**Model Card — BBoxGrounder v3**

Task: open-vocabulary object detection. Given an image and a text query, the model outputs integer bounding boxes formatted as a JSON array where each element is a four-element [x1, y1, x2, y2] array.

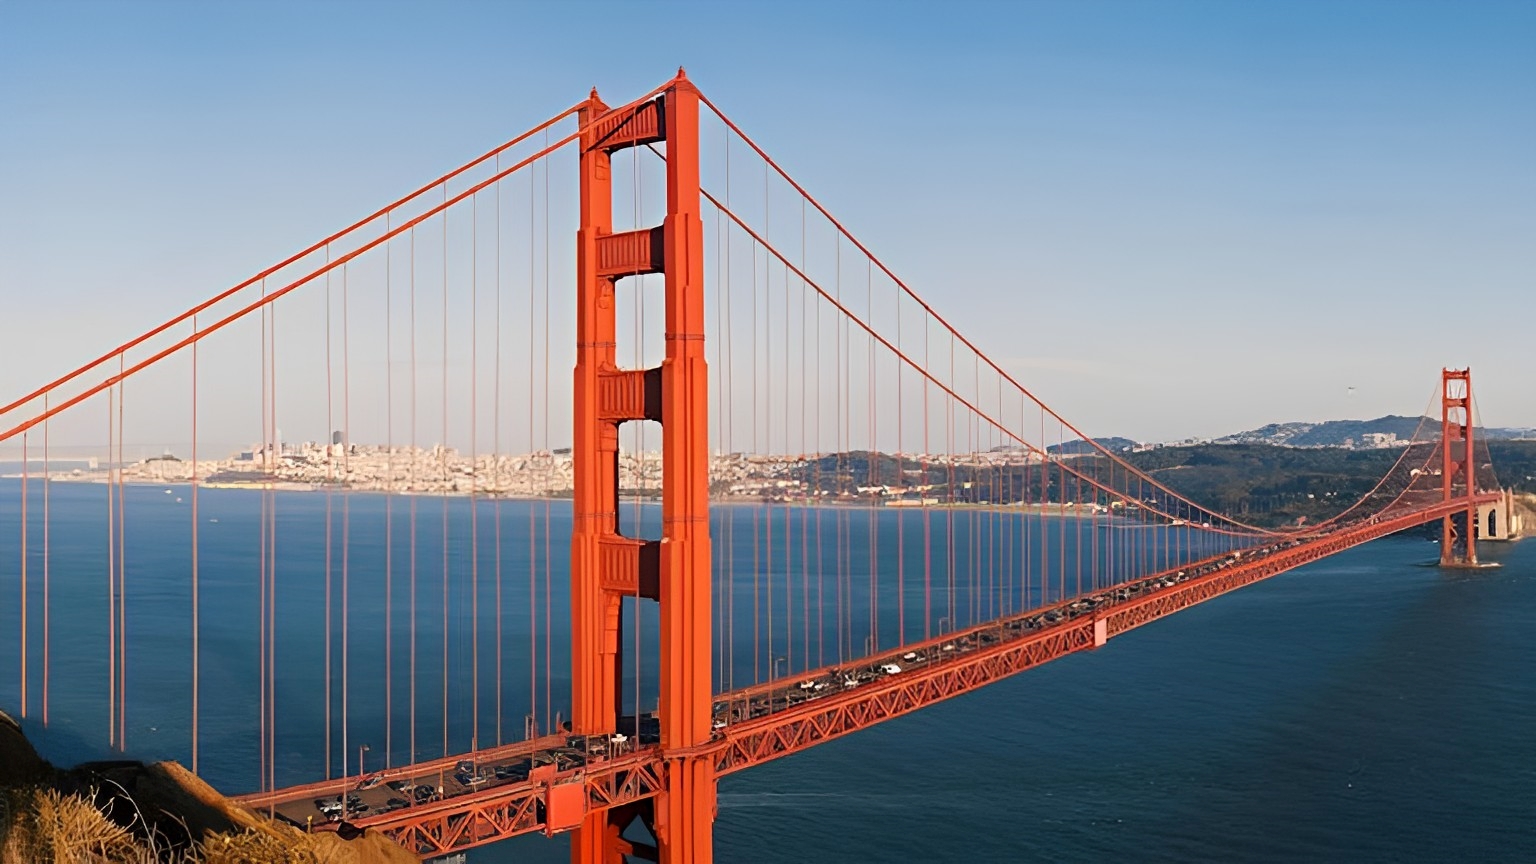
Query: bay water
[[0, 480, 1530, 861]]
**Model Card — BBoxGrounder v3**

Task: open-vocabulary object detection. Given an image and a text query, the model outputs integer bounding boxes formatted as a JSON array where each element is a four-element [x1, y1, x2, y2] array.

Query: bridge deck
[[234, 497, 1492, 857]]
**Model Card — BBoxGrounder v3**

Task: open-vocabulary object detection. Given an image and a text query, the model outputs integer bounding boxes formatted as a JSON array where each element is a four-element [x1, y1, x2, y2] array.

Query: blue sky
[[2, 0, 1532, 444]]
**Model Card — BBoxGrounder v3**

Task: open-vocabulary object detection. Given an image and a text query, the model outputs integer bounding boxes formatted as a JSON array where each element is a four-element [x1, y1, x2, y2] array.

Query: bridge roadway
[[234, 495, 1493, 857]]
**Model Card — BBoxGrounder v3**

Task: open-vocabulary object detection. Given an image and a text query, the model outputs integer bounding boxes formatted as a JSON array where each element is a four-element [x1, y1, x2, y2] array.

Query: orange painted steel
[[651, 72, 715, 864], [570, 70, 714, 863], [1440, 369, 1478, 564]]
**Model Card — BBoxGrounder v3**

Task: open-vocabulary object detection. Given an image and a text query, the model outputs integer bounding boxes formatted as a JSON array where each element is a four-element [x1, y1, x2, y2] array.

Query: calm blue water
[[1, 480, 1532, 861]]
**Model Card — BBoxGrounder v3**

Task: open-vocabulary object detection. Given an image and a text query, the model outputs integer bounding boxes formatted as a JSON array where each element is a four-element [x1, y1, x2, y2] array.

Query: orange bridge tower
[[570, 71, 715, 863], [1439, 368, 1479, 566]]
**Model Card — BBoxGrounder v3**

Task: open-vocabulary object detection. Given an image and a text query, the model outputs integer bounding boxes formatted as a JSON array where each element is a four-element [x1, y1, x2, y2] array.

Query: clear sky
[[2, 0, 1532, 445]]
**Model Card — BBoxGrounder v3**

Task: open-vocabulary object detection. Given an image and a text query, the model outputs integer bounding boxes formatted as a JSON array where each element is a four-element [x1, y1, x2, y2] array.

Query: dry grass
[[2, 786, 149, 864], [1, 711, 412, 864], [199, 830, 320, 864], [1, 784, 417, 864]]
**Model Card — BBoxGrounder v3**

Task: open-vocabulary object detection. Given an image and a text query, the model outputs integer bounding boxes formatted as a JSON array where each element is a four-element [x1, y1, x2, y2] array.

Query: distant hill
[[1049, 437, 1137, 455], [1216, 415, 1427, 448], [1213, 415, 1536, 449], [1051, 417, 1535, 454], [1121, 439, 1536, 527]]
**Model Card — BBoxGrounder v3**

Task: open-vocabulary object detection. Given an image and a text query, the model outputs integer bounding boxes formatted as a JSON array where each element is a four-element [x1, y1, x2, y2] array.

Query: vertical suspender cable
[[726, 137, 736, 697], [268, 290, 280, 799], [895, 276, 904, 646], [948, 335, 956, 627], [189, 318, 198, 773], [385, 214, 395, 766], [409, 228, 418, 764], [342, 264, 352, 786], [782, 167, 797, 676], [923, 315, 931, 639], [323, 252, 334, 779], [972, 354, 981, 626], [763, 161, 773, 689], [813, 219, 824, 671], [542, 135, 553, 739], [259, 299, 269, 784], [256, 309, 268, 791], [1075, 451, 1082, 598], [1090, 448, 1098, 594], [441, 184, 450, 762], [107, 388, 115, 750], [967, 361, 974, 617], [1021, 395, 1030, 609], [713, 204, 724, 692], [492, 157, 502, 748], [42, 395, 50, 727], [834, 237, 845, 662], [1057, 419, 1066, 604], [783, 229, 793, 679], [1038, 407, 1046, 604], [117, 360, 127, 751], [866, 257, 876, 654], [632, 142, 642, 734], [20, 431, 27, 719], [999, 376, 1008, 615], [471, 187, 480, 755], [723, 136, 737, 695], [799, 205, 810, 672], [751, 240, 760, 682], [527, 158, 538, 735]]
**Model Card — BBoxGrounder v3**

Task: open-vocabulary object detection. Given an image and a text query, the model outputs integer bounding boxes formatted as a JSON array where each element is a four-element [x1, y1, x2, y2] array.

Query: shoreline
[[3, 474, 1144, 520]]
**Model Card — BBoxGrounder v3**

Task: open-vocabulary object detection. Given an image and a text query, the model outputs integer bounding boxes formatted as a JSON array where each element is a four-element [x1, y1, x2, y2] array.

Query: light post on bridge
[[769, 657, 788, 717], [358, 743, 369, 788]]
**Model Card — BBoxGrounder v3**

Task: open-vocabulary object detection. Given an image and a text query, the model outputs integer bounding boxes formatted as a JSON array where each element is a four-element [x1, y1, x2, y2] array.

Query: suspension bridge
[[0, 71, 1515, 862]]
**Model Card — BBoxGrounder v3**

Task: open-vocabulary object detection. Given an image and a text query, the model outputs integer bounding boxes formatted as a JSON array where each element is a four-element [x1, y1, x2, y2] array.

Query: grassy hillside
[[0, 712, 413, 864]]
